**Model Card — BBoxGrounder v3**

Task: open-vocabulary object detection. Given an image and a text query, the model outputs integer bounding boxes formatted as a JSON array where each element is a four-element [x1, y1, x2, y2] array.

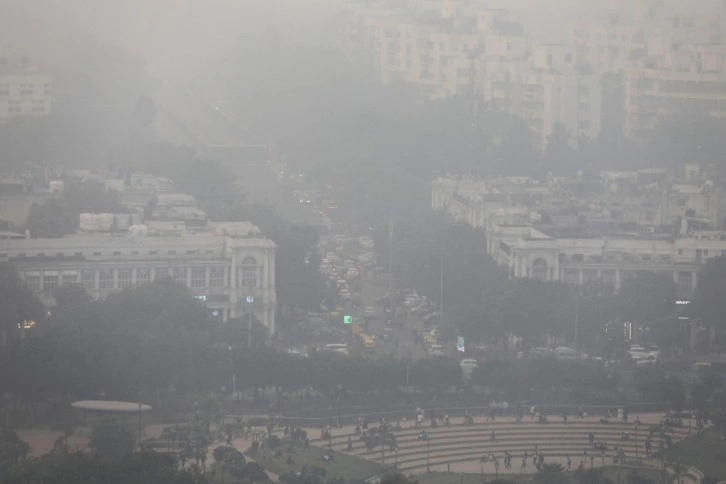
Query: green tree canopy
[[89, 421, 135, 457], [693, 256, 726, 341], [0, 263, 44, 347]]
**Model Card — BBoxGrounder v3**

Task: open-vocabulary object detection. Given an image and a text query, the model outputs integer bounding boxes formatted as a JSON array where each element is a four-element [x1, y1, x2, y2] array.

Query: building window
[[99, 269, 114, 289], [241, 256, 258, 287], [136, 268, 151, 284], [191, 267, 206, 288], [118, 269, 133, 288], [61, 271, 78, 285], [172, 267, 187, 285], [25, 273, 41, 291], [210, 267, 225, 288], [81, 269, 96, 290], [43, 272, 59, 291]]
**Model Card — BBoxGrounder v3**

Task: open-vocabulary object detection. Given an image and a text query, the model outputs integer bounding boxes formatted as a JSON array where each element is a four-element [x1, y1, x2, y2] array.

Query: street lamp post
[[337, 384, 343, 428], [635, 421, 640, 459], [137, 401, 143, 451], [426, 435, 430, 472], [327, 405, 333, 450]]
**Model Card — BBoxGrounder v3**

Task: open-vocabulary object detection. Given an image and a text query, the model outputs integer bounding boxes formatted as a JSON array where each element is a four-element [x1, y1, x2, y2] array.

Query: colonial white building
[[0, 222, 277, 335], [486, 224, 726, 297], [433, 175, 726, 297]]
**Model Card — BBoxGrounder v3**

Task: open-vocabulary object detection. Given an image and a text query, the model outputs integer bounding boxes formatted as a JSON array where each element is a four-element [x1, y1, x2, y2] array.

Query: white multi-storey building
[[0, 58, 52, 124], [0, 222, 277, 336]]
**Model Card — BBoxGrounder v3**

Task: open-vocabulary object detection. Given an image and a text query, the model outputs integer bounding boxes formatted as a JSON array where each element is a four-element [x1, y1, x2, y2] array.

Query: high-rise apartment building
[[0, 57, 52, 124], [624, 42, 726, 135]]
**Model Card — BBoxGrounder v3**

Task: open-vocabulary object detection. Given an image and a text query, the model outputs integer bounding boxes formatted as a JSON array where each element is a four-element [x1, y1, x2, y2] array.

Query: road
[[341, 258, 429, 360], [151, 75, 427, 360]]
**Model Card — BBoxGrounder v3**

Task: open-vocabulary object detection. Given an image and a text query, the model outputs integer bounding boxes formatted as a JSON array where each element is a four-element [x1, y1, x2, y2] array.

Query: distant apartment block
[[340, 0, 726, 145], [339, 1, 602, 148], [624, 42, 726, 135], [0, 57, 52, 123]]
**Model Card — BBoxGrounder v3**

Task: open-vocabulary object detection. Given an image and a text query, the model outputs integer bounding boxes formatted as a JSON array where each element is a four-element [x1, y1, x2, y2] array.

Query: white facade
[[433, 176, 726, 297], [0, 58, 52, 123], [0, 222, 277, 337], [486, 224, 725, 296]]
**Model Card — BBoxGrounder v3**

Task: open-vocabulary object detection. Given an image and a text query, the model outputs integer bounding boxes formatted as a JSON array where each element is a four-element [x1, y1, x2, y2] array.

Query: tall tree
[[615, 272, 677, 326], [693, 256, 726, 342], [89, 421, 135, 457], [0, 263, 44, 347]]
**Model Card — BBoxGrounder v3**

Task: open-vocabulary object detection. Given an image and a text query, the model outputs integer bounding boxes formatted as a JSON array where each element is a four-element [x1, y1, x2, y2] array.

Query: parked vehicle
[[629, 344, 661, 362], [460, 359, 479, 378], [428, 344, 444, 356], [359, 334, 376, 351], [323, 343, 349, 355], [555, 346, 578, 360], [423, 333, 438, 347], [528, 347, 552, 358]]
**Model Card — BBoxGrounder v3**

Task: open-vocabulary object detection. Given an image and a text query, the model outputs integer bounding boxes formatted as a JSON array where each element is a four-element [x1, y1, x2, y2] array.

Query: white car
[[324, 344, 349, 355], [629, 344, 661, 362], [555, 346, 578, 360], [529, 347, 552, 358], [461, 359, 478, 379], [428, 345, 444, 356]]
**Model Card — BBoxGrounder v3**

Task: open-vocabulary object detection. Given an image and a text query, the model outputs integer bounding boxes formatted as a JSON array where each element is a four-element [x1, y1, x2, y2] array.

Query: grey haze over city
[[1, 1, 726, 483]]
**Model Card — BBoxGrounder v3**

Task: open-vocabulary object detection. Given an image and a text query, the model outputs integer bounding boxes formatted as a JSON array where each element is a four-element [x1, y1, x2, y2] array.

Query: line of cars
[[520, 343, 661, 366]]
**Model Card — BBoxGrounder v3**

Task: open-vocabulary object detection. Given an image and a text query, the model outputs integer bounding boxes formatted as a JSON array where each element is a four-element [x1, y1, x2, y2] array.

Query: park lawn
[[664, 428, 726, 480], [252, 444, 384, 481]]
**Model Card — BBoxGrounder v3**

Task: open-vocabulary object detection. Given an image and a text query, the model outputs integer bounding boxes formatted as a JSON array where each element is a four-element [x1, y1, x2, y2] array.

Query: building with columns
[[0, 221, 277, 336], [433, 175, 726, 298], [486, 224, 725, 297]]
